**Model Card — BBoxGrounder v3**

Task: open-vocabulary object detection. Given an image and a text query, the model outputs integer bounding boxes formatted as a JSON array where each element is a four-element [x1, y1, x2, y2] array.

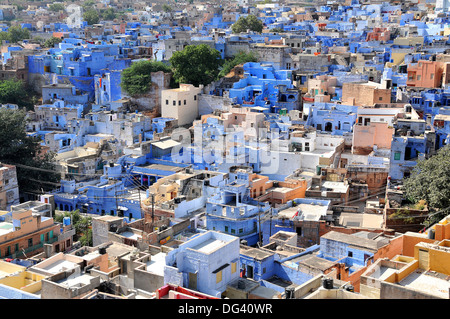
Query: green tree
[[55, 210, 93, 246], [121, 60, 172, 96], [0, 26, 30, 43], [43, 36, 63, 48], [218, 51, 258, 78], [82, 0, 95, 10], [83, 9, 100, 25], [170, 44, 223, 87], [0, 108, 60, 193], [100, 7, 117, 20], [48, 3, 65, 11], [231, 15, 264, 34], [0, 79, 29, 107], [403, 145, 450, 225], [270, 27, 285, 33], [162, 4, 173, 12]]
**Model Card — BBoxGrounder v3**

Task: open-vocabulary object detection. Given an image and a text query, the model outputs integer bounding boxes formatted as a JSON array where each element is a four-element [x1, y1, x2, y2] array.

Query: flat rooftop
[[138, 164, 183, 172], [191, 238, 227, 254], [40, 259, 79, 274], [398, 269, 450, 299], [339, 213, 384, 229], [0, 222, 14, 236], [145, 252, 166, 276], [120, 231, 142, 241]]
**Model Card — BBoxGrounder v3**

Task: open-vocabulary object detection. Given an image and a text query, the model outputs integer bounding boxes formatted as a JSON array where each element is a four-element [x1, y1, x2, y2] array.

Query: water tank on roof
[[285, 287, 295, 299], [322, 277, 333, 289], [63, 217, 71, 226]]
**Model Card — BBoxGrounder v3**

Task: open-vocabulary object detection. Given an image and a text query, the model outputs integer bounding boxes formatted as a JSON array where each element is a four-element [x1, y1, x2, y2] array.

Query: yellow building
[[0, 260, 46, 297]]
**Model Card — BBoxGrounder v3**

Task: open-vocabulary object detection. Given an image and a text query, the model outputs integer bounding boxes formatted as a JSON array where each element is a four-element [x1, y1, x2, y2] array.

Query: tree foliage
[[162, 4, 173, 12], [403, 145, 450, 223], [231, 15, 264, 34], [218, 51, 258, 78], [55, 210, 93, 246], [0, 108, 60, 193], [48, 3, 65, 12], [0, 79, 37, 109], [83, 9, 100, 25], [121, 60, 172, 96], [100, 7, 117, 20], [43, 36, 63, 48], [0, 26, 30, 43], [169, 44, 223, 87]]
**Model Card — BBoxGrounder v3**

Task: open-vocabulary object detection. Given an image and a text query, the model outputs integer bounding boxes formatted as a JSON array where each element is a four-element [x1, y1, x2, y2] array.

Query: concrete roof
[[293, 254, 336, 271], [398, 269, 450, 299], [339, 213, 384, 229], [0, 222, 14, 236], [191, 238, 228, 254], [151, 139, 181, 150], [145, 252, 166, 276], [240, 247, 274, 261], [321, 231, 384, 252]]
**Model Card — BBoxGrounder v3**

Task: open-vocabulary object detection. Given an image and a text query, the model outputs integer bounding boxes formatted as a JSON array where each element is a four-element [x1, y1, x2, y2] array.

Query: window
[[239, 228, 243, 234], [225, 226, 229, 232], [216, 270, 222, 283], [231, 262, 237, 274], [231, 229, 235, 234], [184, 100, 186, 105], [166, 100, 169, 105], [379, 96, 383, 101], [28, 238, 33, 247], [430, 73, 434, 79], [178, 100, 181, 106], [173, 100, 176, 106], [394, 152, 401, 160], [194, 95, 197, 101], [348, 251, 353, 258], [417, 75, 421, 81]]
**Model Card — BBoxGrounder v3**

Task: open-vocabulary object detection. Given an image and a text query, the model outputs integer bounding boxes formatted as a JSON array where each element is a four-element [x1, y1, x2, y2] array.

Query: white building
[[161, 84, 202, 126]]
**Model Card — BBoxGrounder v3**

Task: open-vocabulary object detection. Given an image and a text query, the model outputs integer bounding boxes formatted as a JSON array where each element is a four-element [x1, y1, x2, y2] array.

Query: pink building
[[366, 28, 390, 42], [406, 60, 444, 88], [352, 122, 394, 155]]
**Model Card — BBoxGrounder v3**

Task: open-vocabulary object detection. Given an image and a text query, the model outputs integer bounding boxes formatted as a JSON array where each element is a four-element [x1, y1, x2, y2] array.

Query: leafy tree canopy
[[169, 44, 223, 87], [48, 3, 65, 12], [231, 15, 264, 34], [218, 51, 258, 79], [100, 7, 117, 20], [0, 108, 60, 193], [121, 60, 172, 96], [0, 79, 37, 109], [403, 145, 450, 224], [83, 9, 100, 25], [162, 4, 173, 12], [0, 26, 30, 43], [42, 36, 63, 48], [55, 210, 93, 246]]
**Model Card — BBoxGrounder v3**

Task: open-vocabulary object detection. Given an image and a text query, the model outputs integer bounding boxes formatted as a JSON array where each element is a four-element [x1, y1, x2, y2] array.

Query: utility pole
[[151, 193, 155, 231], [137, 187, 143, 220], [258, 200, 262, 247]]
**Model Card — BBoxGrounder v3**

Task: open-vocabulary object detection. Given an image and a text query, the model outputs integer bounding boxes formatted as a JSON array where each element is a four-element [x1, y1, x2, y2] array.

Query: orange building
[[251, 175, 308, 205], [366, 27, 390, 42], [406, 60, 444, 88], [0, 209, 74, 259]]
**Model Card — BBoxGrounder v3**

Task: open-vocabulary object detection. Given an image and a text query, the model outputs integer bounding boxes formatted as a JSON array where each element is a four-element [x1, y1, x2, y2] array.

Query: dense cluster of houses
[[0, 0, 450, 300]]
